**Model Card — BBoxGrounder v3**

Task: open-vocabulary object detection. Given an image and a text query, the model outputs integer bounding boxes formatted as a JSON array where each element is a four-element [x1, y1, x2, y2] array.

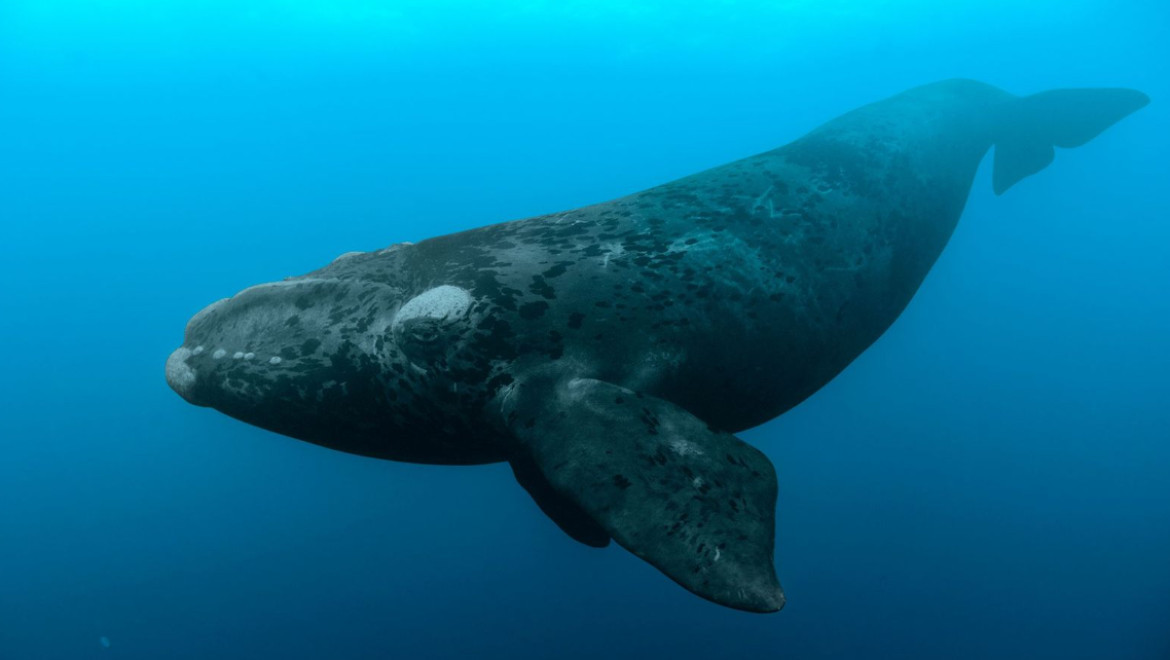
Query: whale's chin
[[165, 346, 207, 407]]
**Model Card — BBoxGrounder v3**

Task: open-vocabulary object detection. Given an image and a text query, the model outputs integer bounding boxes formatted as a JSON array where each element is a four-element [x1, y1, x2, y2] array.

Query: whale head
[[166, 256, 505, 464]]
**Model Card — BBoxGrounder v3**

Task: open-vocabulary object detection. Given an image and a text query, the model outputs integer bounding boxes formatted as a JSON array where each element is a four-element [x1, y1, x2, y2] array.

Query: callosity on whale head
[[165, 249, 507, 465]]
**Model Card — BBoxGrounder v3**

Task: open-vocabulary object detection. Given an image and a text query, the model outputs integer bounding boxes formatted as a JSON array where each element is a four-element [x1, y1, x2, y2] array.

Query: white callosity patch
[[165, 347, 197, 400], [392, 285, 473, 329], [212, 346, 283, 364]]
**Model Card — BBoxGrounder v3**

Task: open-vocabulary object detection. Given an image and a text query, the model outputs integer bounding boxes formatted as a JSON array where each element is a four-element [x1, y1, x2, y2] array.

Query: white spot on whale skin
[[269, 356, 282, 365], [233, 351, 245, 359], [393, 285, 473, 327], [165, 347, 197, 401], [192, 346, 204, 355], [243, 352, 255, 360], [212, 349, 227, 359], [669, 438, 703, 458]]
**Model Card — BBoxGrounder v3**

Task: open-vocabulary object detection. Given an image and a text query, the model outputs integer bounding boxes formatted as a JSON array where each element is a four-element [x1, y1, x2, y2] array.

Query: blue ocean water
[[2, 1, 1168, 658]]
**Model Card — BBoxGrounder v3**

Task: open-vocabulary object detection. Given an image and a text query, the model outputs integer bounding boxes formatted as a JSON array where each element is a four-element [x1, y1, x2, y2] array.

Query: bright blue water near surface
[[1, 1, 1168, 658]]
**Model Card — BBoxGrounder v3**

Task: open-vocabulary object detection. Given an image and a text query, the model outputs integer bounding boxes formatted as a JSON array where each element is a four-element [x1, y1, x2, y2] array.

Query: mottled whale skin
[[166, 79, 1147, 612]]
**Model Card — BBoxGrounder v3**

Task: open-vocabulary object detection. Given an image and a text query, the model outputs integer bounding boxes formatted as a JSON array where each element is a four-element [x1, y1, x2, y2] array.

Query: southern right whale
[[166, 79, 1148, 612]]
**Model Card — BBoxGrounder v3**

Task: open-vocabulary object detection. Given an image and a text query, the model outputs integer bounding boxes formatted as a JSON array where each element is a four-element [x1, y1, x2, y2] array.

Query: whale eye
[[404, 318, 442, 344], [394, 316, 458, 364]]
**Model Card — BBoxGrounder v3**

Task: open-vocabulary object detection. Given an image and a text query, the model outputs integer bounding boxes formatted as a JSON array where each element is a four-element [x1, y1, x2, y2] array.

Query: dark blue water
[[2, 2, 1168, 658]]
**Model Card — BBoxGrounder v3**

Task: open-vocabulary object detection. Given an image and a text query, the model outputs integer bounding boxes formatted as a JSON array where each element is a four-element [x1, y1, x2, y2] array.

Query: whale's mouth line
[[183, 277, 341, 340], [180, 276, 383, 346], [184, 276, 407, 340]]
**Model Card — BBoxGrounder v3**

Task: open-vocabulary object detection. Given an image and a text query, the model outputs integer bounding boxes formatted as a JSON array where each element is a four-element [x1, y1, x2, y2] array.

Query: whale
[[166, 79, 1148, 612]]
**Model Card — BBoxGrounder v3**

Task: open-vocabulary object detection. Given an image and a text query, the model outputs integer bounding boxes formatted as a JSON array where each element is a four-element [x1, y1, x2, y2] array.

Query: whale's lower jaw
[[165, 347, 204, 406]]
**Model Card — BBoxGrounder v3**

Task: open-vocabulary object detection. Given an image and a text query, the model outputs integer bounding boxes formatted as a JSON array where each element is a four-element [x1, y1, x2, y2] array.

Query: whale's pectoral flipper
[[501, 377, 784, 613], [510, 455, 611, 548], [993, 87, 1149, 195]]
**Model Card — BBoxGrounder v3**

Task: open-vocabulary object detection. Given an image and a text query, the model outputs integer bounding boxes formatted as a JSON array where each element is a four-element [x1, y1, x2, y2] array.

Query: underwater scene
[[1, 1, 1168, 658]]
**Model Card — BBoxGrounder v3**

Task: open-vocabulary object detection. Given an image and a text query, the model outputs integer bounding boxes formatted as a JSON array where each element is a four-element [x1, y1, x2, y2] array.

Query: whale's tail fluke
[[993, 87, 1149, 195]]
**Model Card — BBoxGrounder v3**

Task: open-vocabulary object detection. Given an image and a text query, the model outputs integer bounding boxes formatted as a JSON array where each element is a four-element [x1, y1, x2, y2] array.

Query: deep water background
[[2, 1, 1168, 658]]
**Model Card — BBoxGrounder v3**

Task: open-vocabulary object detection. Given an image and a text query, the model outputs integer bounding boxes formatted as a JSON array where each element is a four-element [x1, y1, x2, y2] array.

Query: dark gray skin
[[167, 79, 1148, 612]]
